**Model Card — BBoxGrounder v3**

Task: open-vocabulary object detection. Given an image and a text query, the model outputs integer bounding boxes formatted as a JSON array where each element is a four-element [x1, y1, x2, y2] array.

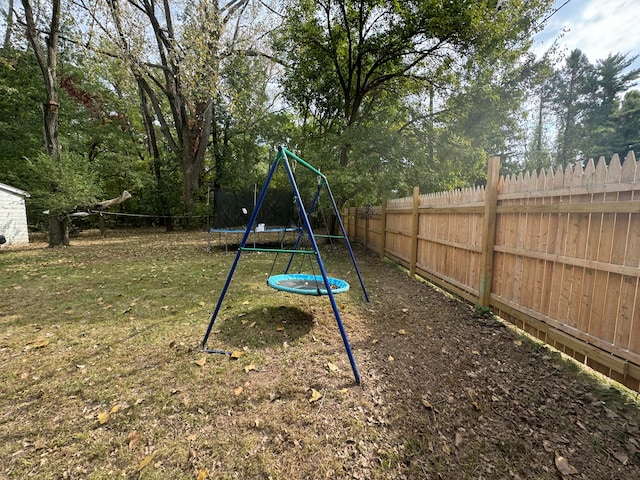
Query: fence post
[[409, 186, 420, 278], [353, 206, 359, 243], [380, 198, 387, 260], [478, 156, 500, 307]]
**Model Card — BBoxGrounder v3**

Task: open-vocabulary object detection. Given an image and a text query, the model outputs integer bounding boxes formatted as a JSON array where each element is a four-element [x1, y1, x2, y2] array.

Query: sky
[[533, 0, 640, 69]]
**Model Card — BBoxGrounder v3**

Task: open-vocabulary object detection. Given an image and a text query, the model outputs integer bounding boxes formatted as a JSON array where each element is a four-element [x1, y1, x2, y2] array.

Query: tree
[[19, 0, 76, 245], [21, 0, 62, 160], [102, 0, 252, 215], [2, 0, 15, 49], [549, 49, 595, 164], [582, 53, 640, 159], [272, 0, 553, 199], [613, 90, 640, 159], [0, 49, 44, 185]]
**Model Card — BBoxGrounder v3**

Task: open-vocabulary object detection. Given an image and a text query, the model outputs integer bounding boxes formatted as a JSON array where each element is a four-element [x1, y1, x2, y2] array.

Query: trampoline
[[267, 273, 350, 295], [208, 226, 298, 252]]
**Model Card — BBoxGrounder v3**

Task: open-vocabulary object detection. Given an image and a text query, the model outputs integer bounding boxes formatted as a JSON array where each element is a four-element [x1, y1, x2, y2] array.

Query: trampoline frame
[[208, 226, 298, 252]]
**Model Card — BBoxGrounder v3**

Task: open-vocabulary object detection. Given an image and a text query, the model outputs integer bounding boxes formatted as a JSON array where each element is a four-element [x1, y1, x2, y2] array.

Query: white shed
[[0, 182, 30, 246]]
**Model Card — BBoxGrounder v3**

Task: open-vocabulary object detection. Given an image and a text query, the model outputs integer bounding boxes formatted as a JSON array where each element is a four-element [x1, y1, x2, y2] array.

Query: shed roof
[[0, 182, 30, 198]]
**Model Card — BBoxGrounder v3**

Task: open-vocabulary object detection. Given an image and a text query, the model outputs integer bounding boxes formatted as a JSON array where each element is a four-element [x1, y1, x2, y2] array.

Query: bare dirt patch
[[1, 229, 639, 479]]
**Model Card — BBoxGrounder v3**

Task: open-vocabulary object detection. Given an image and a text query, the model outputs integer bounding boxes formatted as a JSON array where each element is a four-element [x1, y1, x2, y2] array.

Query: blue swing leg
[[281, 152, 362, 384], [201, 150, 283, 351]]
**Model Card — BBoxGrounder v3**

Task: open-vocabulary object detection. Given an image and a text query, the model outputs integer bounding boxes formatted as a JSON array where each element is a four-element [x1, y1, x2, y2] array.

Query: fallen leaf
[[249, 322, 256, 328], [442, 443, 451, 455], [194, 357, 207, 367], [230, 351, 243, 359], [97, 412, 110, 424], [28, 338, 49, 349], [110, 405, 120, 414], [197, 468, 209, 480], [455, 432, 463, 448], [242, 301, 250, 305], [542, 440, 554, 452], [422, 399, 434, 410], [326, 362, 340, 373], [276, 326, 285, 331], [241, 320, 248, 325], [338, 388, 349, 395], [513, 340, 522, 346], [244, 364, 256, 373], [472, 349, 480, 355], [398, 329, 406, 335], [138, 453, 154, 471], [309, 389, 323, 403], [613, 451, 629, 465], [129, 431, 141, 450], [198, 301, 205, 306], [401, 308, 409, 313], [388, 355, 394, 362], [262, 307, 269, 314], [555, 452, 578, 475], [234, 386, 244, 396]]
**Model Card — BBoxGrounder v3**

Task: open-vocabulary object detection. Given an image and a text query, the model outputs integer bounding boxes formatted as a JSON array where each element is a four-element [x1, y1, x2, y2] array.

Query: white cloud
[[535, 0, 640, 65]]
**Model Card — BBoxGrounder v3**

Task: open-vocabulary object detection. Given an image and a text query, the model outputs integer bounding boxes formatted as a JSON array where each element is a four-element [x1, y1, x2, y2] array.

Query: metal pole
[[282, 151, 361, 384], [324, 181, 370, 302], [201, 149, 284, 349]]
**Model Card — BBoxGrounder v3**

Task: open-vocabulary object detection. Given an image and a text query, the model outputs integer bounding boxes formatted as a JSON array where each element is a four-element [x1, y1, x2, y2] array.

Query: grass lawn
[[1, 228, 639, 479]]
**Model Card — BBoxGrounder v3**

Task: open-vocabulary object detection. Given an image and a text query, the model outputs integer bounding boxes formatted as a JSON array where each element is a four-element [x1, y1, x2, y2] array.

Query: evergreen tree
[[612, 90, 640, 159], [549, 49, 595, 164], [582, 53, 640, 159]]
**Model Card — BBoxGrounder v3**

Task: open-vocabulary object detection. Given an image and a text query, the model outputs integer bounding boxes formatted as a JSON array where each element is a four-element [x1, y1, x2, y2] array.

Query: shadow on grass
[[206, 305, 315, 350]]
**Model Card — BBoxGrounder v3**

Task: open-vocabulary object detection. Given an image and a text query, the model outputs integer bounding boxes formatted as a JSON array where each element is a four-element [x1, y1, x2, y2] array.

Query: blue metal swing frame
[[201, 146, 369, 384]]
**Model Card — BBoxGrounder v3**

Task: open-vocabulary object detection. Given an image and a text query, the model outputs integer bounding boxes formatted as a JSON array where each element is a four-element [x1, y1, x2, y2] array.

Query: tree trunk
[[43, 97, 61, 159], [22, 0, 67, 245], [179, 99, 213, 216], [3, 0, 14, 49], [48, 213, 69, 247]]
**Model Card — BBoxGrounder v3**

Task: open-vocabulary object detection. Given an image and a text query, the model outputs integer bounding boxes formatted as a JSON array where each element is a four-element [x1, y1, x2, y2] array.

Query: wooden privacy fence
[[345, 153, 640, 391]]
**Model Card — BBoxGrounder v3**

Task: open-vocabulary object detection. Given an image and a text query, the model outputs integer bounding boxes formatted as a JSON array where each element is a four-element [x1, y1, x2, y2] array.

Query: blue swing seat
[[267, 273, 350, 295]]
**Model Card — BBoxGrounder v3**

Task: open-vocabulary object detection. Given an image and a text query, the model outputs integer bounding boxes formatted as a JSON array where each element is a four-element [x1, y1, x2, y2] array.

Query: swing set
[[201, 146, 369, 384]]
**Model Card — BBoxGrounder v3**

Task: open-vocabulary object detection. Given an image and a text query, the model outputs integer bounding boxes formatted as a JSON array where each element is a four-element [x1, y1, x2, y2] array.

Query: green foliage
[[271, 0, 553, 203], [24, 151, 100, 224], [542, 49, 640, 165], [582, 53, 640, 160], [0, 49, 44, 185], [613, 91, 640, 157]]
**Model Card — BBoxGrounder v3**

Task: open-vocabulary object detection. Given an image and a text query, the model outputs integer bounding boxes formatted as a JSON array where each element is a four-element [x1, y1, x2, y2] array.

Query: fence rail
[[345, 153, 640, 391]]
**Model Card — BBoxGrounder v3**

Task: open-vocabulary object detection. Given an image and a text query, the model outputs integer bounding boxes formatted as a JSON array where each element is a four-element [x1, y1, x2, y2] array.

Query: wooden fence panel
[[346, 152, 640, 391]]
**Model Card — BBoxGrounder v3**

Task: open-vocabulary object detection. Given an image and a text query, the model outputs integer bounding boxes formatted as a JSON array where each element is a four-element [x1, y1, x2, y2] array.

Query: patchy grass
[[1, 228, 639, 479]]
